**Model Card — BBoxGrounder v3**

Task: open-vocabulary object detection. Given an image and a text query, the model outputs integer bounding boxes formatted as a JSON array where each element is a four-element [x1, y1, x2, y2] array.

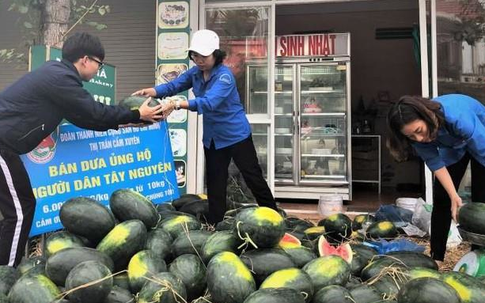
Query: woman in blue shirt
[[387, 94, 485, 261], [133, 30, 277, 224]]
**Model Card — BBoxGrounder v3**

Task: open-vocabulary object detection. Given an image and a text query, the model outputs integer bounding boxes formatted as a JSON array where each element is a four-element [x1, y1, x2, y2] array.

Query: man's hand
[[450, 194, 463, 223], [138, 97, 164, 123], [132, 87, 157, 97], [161, 100, 176, 119]]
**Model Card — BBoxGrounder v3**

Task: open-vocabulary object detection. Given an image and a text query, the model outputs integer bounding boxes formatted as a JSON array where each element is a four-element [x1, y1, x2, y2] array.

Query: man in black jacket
[[0, 32, 163, 266]]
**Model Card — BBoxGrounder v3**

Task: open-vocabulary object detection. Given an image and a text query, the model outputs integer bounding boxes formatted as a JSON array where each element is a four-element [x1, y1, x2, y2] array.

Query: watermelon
[[312, 285, 354, 303], [158, 210, 190, 221], [348, 284, 382, 303], [96, 219, 148, 270], [242, 288, 306, 303], [137, 272, 187, 303], [235, 206, 286, 248], [178, 199, 210, 222], [285, 217, 315, 234], [110, 189, 159, 229], [442, 271, 485, 303], [45, 247, 114, 286], [112, 273, 130, 291], [103, 286, 135, 303], [145, 227, 173, 261], [0, 266, 19, 295], [349, 244, 377, 276], [17, 256, 46, 277], [45, 231, 85, 257], [397, 277, 460, 303], [65, 260, 113, 303], [317, 236, 352, 263], [156, 203, 176, 213], [302, 256, 351, 289], [0, 294, 7, 303], [351, 214, 375, 231], [303, 226, 326, 241], [215, 217, 236, 231], [128, 250, 167, 293], [366, 221, 398, 239], [60, 197, 116, 243], [278, 233, 302, 249], [240, 248, 296, 285], [168, 254, 207, 301], [406, 267, 441, 280], [171, 230, 212, 258], [158, 215, 202, 239], [206, 251, 256, 303], [172, 194, 205, 210], [260, 268, 314, 303], [201, 230, 243, 263], [369, 273, 404, 298], [7, 274, 60, 303], [458, 202, 485, 234], [282, 246, 317, 268], [318, 213, 352, 242], [118, 95, 160, 110]]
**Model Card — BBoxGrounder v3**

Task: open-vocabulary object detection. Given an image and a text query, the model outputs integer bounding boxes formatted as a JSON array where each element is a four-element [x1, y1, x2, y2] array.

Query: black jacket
[[0, 59, 140, 154]]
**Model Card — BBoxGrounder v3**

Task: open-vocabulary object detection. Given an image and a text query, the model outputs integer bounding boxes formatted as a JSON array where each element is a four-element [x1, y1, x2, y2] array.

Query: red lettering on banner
[[279, 37, 287, 56], [329, 34, 336, 54]]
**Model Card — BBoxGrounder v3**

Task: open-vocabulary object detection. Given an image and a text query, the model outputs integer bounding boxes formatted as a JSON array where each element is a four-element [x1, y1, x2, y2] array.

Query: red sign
[[276, 33, 350, 57]]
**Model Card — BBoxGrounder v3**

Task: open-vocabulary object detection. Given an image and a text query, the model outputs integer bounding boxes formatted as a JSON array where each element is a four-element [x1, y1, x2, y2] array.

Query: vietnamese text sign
[[22, 122, 179, 237], [276, 33, 350, 57]]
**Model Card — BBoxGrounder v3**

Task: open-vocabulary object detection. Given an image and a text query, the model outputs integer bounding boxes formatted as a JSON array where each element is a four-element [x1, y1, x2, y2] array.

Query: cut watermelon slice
[[278, 232, 302, 249], [317, 235, 353, 264]]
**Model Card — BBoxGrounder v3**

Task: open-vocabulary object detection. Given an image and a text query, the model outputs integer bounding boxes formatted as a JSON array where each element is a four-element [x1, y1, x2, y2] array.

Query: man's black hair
[[62, 32, 105, 63]]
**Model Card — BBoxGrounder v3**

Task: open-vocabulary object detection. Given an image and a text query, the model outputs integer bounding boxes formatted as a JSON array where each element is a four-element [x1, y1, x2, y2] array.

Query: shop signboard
[[157, 0, 190, 193], [275, 33, 350, 57]]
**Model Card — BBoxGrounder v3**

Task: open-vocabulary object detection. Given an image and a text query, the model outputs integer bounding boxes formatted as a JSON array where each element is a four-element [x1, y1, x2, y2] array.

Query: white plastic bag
[[412, 198, 432, 235], [447, 221, 462, 248]]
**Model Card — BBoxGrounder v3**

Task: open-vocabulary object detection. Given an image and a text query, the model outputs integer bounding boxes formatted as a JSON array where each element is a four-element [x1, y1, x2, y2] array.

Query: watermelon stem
[[181, 222, 206, 267], [143, 275, 188, 303], [235, 221, 259, 249]]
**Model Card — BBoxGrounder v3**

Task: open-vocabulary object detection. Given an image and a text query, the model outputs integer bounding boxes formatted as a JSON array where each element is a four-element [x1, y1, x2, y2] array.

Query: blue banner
[[22, 122, 179, 237]]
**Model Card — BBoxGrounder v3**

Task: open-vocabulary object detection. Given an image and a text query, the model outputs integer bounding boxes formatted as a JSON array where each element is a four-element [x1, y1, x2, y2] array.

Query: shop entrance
[[274, 0, 424, 207]]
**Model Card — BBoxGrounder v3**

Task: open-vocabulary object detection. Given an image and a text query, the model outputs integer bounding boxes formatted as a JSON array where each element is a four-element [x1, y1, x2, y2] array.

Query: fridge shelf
[[301, 112, 346, 116], [301, 154, 345, 158], [302, 174, 347, 179], [301, 90, 345, 94]]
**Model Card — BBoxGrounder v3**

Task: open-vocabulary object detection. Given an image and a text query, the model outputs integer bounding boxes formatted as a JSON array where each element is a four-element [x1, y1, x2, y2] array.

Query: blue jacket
[[154, 64, 250, 149], [0, 59, 140, 154], [412, 94, 485, 171]]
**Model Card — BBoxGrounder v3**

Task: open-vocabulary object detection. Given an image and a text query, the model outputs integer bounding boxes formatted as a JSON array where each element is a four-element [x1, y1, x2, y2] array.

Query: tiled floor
[[279, 186, 422, 221]]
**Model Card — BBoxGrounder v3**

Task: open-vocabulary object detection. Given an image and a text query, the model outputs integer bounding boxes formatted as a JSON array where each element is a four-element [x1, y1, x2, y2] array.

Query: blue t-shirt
[[155, 64, 250, 149], [412, 94, 485, 171]]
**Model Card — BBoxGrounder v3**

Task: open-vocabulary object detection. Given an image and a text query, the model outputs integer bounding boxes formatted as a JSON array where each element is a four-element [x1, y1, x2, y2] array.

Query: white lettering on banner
[[276, 33, 350, 57]]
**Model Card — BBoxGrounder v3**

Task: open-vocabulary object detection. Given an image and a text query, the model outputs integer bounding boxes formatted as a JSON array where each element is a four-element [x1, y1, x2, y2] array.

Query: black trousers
[[431, 152, 485, 261], [0, 149, 36, 267], [204, 136, 277, 224]]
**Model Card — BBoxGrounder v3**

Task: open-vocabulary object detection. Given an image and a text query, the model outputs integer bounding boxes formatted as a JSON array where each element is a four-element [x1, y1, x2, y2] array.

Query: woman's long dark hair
[[387, 95, 444, 162]]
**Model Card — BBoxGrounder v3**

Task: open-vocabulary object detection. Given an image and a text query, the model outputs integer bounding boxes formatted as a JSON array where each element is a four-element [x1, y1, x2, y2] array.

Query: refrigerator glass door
[[274, 64, 295, 183], [299, 64, 348, 183]]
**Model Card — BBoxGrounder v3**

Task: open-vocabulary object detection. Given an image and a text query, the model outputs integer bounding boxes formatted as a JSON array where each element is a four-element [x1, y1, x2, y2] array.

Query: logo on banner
[[27, 130, 59, 164]]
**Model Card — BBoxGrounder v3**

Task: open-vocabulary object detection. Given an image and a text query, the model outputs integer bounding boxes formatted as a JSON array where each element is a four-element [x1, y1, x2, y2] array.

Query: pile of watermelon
[[1, 190, 485, 303]]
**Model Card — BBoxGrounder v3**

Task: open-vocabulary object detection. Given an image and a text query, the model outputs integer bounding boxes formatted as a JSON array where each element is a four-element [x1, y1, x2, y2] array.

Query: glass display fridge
[[246, 33, 352, 200]]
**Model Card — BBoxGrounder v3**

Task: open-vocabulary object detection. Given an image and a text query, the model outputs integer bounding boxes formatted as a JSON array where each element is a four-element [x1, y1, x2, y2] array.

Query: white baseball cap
[[188, 30, 220, 56]]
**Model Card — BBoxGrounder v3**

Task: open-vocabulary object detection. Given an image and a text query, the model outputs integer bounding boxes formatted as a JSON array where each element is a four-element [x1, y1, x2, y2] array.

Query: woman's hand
[[132, 87, 157, 98], [450, 194, 463, 223], [138, 97, 164, 123]]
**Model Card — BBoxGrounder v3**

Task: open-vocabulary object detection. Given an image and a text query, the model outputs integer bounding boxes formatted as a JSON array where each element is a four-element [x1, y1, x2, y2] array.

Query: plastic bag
[[375, 205, 413, 224], [447, 220, 462, 248], [363, 239, 426, 254], [412, 198, 432, 235]]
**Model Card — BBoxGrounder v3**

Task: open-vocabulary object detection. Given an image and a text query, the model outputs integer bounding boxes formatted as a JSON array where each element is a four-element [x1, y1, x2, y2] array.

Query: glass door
[[298, 63, 349, 184], [274, 64, 296, 183]]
